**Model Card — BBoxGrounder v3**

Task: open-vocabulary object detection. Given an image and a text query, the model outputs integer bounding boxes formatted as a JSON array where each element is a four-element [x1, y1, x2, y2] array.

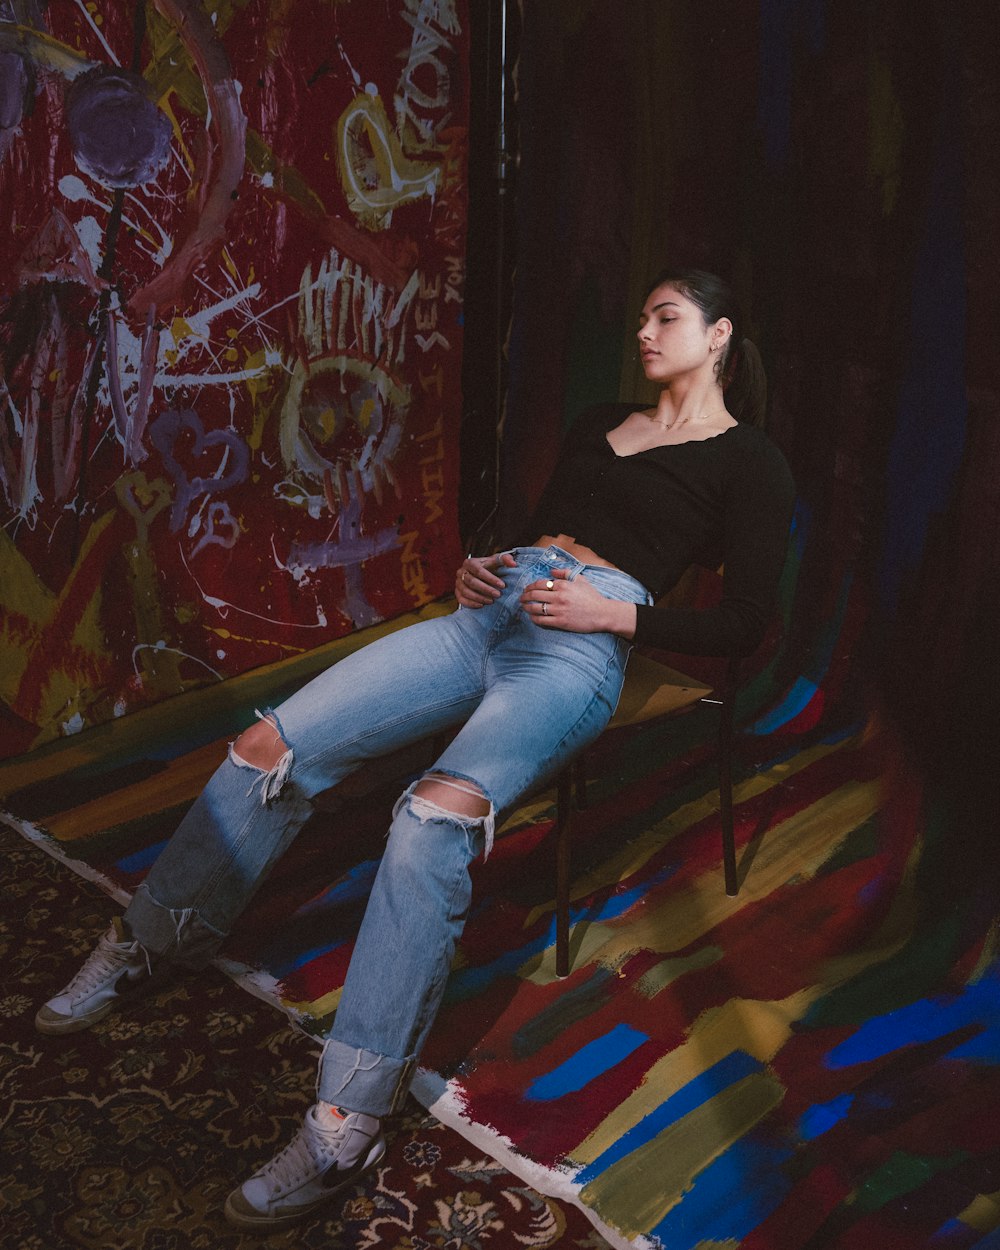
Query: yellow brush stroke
[[0, 514, 116, 719], [570, 795, 923, 1175], [0, 601, 452, 799], [589, 779, 880, 967], [868, 53, 904, 217], [0, 24, 96, 78], [282, 985, 343, 1020], [222, 245, 240, 282], [207, 626, 307, 653], [523, 736, 852, 930], [43, 739, 228, 840], [156, 97, 195, 176], [336, 92, 441, 230], [522, 770, 880, 985], [957, 1189, 1000, 1234], [968, 919, 1000, 984], [635, 947, 724, 998], [572, 988, 815, 1172], [580, 1071, 786, 1238]]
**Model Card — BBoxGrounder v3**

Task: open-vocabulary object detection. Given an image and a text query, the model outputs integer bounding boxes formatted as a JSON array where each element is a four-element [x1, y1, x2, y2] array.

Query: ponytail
[[722, 337, 767, 428]]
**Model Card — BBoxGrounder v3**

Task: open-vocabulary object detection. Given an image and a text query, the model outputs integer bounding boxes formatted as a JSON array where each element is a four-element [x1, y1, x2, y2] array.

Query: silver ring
[[461, 571, 468, 585], [541, 602, 548, 616], [545, 579, 555, 591]]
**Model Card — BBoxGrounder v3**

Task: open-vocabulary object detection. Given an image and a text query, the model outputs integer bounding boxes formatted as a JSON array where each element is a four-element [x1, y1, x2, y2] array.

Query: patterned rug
[[3, 617, 999, 1249], [0, 821, 611, 1250]]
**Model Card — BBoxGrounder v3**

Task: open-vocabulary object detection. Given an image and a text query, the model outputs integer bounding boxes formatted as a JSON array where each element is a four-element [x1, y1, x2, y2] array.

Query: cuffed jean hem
[[124, 882, 228, 969], [317, 1038, 417, 1117]]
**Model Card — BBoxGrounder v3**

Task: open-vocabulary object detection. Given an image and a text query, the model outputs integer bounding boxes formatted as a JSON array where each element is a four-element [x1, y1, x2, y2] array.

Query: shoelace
[[63, 935, 139, 996], [258, 1114, 349, 1196]]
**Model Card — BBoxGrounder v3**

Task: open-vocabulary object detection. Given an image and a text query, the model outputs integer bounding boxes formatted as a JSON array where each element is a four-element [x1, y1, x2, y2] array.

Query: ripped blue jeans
[[122, 547, 651, 1115]]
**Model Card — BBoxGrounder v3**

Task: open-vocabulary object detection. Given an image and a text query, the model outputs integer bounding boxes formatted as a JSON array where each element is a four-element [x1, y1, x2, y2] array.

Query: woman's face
[[636, 284, 728, 384]]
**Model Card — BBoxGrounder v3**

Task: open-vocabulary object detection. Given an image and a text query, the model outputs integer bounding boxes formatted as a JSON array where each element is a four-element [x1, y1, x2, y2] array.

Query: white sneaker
[[35, 918, 153, 1034], [224, 1102, 386, 1230]]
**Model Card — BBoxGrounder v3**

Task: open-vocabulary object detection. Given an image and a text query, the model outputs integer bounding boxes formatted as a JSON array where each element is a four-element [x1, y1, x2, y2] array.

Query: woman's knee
[[412, 773, 491, 818], [232, 717, 290, 772]]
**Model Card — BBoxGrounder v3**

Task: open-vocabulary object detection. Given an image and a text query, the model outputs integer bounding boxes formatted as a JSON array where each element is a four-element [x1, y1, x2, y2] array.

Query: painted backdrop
[[0, 0, 469, 759]]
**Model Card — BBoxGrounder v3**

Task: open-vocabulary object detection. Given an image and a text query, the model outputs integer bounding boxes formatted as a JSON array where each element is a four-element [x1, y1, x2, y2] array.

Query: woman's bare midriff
[[534, 534, 621, 571]]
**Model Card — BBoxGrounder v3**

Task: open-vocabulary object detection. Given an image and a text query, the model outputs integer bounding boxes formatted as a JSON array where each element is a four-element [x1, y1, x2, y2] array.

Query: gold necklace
[[645, 408, 728, 430]]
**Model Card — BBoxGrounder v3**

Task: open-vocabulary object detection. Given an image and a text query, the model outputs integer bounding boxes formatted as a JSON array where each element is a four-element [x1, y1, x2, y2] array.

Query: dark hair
[[644, 268, 767, 427]]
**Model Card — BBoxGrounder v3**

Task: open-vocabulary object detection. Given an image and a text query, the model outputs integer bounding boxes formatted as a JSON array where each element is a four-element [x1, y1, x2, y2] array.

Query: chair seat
[[609, 653, 712, 729]]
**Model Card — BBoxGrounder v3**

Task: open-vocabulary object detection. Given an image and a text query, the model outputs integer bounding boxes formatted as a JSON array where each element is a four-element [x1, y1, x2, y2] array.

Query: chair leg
[[556, 767, 573, 977], [719, 658, 739, 895], [573, 754, 588, 809]]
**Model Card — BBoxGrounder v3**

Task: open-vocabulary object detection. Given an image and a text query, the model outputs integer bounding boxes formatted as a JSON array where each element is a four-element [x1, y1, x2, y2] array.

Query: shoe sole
[[222, 1139, 387, 1231], [35, 965, 164, 1036], [34, 998, 118, 1035]]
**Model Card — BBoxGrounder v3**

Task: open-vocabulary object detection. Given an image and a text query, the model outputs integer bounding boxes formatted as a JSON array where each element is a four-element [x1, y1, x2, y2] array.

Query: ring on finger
[[545, 579, 555, 591], [542, 602, 548, 616]]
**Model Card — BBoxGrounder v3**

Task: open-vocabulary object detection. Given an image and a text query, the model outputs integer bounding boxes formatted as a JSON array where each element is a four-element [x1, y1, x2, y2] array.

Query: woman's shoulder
[[724, 424, 796, 498]]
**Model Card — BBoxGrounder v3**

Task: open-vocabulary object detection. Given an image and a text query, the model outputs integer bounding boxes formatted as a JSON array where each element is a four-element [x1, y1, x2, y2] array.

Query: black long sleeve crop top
[[526, 403, 796, 657]]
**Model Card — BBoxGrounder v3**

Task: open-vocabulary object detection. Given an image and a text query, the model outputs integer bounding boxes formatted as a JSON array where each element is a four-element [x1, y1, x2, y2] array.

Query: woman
[[36, 269, 795, 1231]]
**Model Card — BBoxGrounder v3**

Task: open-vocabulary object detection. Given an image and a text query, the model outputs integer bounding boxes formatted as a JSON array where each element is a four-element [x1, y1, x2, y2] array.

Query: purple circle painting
[[66, 66, 172, 189], [0, 52, 29, 131]]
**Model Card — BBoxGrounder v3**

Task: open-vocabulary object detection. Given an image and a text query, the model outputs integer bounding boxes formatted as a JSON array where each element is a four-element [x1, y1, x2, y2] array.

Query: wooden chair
[[553, 650, 740, 977]]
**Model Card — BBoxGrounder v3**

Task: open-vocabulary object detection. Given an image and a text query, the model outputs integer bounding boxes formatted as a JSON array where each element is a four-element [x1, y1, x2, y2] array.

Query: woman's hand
[[455, 551, 518, 607], [520, 568, 637, 636]]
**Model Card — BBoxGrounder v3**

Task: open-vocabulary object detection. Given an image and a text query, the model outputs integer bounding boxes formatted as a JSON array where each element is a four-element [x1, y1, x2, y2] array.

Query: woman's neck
[[647, 384, 729, 431]]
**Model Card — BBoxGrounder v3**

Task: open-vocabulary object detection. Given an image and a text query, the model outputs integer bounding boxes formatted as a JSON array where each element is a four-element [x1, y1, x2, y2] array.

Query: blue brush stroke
[[576, 1050, 764, 1185], [750, 675, 819, 734], [444, 864, 677, 1003], [878, 42, 967, 615], [292, 861, 378, 916], [758, 0, 828, 168], [798, 1091, 854, 1139], [650, 1136, 793, 1249], [825, 975, 1000, 1069], [266, 939, 350, 978], [117, 841, 167, 873], [748, 569, 853, 734], [526, 1023, 648, 1101]]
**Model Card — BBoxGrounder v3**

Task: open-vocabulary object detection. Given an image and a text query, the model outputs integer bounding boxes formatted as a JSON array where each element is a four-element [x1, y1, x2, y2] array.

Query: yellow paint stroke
[[336, 91, 441, 230], [580, 1071, 786, 1238], [591, 778, 880, 966], [957, 1189, 1000, 1235], [572, 988, 815, 1171], [569, 806, 925, 1178], [42, 739, 228, 840], [207, 626, 307, 654], [222, 245, 240, 282], [523, 736, 852, 930], [968, 918, 1000, 985], [156, 97, 196, 177], [116, 473, 184, 700], [0, 514, 116, 729], [523, 765, 879, 986], [282, 984, 343, 1021], [635, 946, 724, 999], [0, 599, 452, 799], [0, 23, 96, 79], [868, 52, 904, 216]]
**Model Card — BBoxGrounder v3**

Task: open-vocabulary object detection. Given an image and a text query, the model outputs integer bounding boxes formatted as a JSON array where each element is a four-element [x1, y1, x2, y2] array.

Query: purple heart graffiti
[[149, 408, 250, 534]]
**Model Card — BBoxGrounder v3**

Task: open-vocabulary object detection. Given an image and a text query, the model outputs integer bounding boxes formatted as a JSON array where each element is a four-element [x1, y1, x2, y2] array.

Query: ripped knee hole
[[413, 773, 491, 818], [232, 718, 290, 772]]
